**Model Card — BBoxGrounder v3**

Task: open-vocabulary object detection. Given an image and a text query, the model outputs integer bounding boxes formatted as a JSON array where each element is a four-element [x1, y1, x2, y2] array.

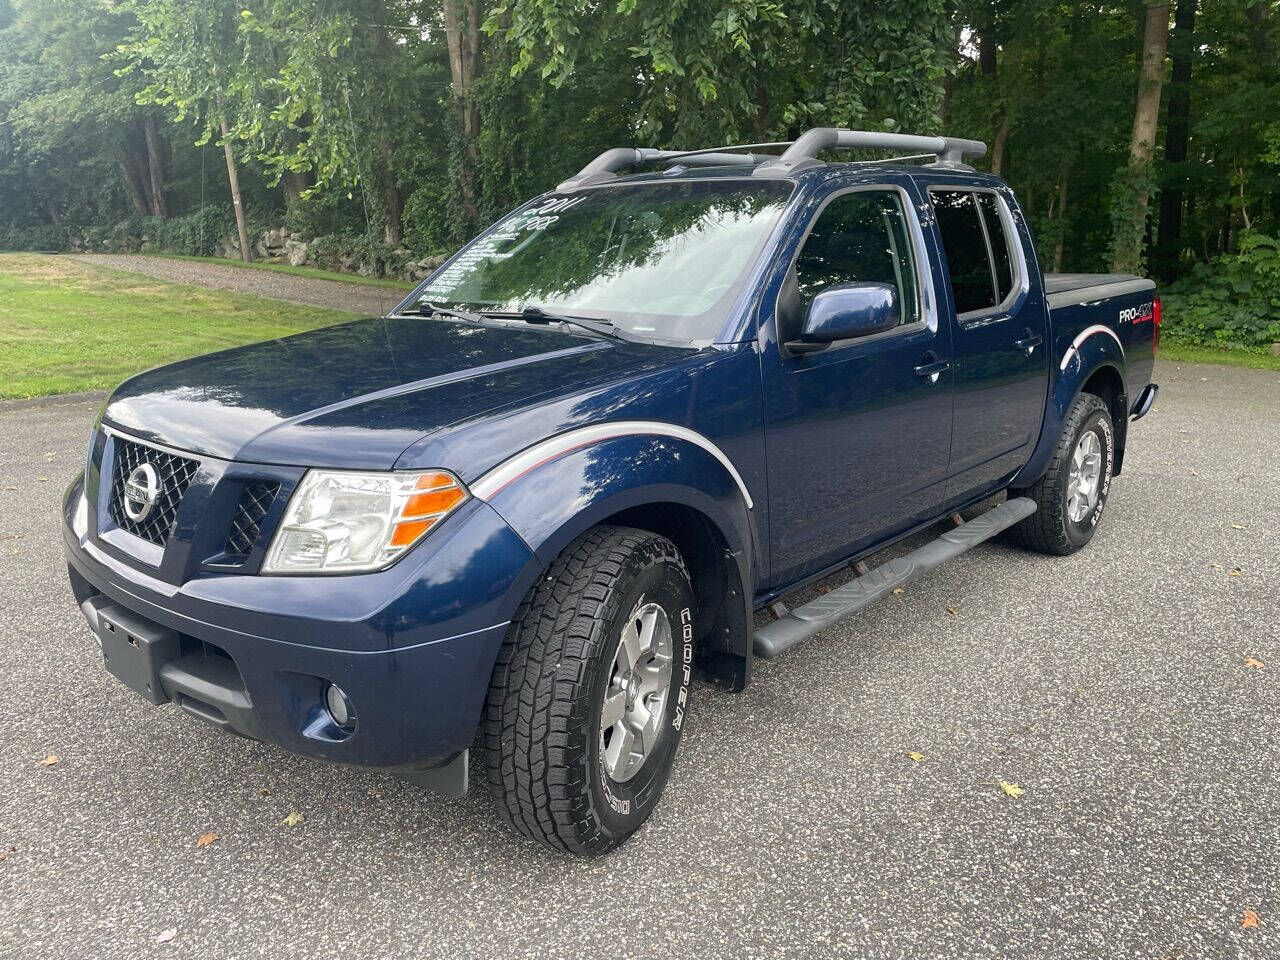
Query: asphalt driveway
[[1, 360, 1277, 959]]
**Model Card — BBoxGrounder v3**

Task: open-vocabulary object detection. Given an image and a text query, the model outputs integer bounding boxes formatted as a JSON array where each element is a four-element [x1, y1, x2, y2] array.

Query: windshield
[[410, 179, 794, 343]]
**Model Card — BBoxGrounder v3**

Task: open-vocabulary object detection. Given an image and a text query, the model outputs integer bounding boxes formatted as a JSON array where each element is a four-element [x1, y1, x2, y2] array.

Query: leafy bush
[[0, 223, 70, 251], [1160, 233, 1280, 349], [307, 233, 408, 278], [143, 207, 235, 256]]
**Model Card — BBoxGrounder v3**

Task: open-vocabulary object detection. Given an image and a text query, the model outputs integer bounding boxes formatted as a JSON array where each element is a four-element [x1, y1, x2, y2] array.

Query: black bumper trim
[[160, 653, 268, 742]]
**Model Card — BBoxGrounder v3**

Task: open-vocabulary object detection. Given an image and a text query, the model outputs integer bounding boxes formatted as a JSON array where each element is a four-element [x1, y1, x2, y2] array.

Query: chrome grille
[[225, 481, 279, 557], [108, 437, 199, 546]]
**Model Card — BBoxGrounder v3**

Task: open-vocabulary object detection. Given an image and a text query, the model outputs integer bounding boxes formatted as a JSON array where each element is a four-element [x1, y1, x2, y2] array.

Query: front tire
[[481, 526, 694, 856], [1010, 392, 1115, 555]]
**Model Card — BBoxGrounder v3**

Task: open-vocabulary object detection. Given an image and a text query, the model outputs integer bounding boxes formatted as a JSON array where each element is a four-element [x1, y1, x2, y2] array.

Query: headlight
[[262, 469, 468, 574]]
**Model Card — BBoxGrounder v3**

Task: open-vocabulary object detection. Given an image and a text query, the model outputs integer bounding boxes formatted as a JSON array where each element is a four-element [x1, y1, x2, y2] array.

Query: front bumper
[[63, 473, 536, 784]]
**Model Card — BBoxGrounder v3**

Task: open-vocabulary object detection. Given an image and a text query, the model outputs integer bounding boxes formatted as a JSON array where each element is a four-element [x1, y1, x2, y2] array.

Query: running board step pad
[[752, 497, 1037, 660]]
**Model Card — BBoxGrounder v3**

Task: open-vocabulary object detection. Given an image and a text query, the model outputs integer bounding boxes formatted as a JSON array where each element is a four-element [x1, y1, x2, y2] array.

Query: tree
[[1111, 2, 1170, 274], [487, 0, 952, 146], [116, 0, 255, 259], [1154, 0, 1197, 280]]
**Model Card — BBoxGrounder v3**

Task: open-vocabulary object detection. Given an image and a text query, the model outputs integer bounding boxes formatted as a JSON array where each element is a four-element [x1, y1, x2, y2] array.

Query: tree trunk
[[753, 79, 770, 140], [991, 110, 1013, 177], [378, 146, 403, 246], [120, 151, 150, 217], [979, 11, 997, 78], [282, 169, 313, 209], [1155, 0, 1195, 281], [939, 22, 963, 125], [221, 117, 253, 263], [142, 113, 169, 219], [1053, 158, 1069, 271], [444, 0, 481, 220], [1111, 1, 1170, 274]]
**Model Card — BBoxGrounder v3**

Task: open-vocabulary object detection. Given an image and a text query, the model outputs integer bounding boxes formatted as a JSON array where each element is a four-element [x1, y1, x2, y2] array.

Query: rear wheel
[[481, 526, 694, 856], [1010, 392, 1115, 555]]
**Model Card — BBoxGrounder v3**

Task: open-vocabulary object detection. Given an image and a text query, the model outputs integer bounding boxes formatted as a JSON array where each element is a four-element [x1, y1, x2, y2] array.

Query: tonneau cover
[[1044, 272, 1154, 309]]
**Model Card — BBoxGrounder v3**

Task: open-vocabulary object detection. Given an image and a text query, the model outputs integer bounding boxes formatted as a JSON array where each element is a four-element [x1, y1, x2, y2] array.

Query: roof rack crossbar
[[557, 142, 794, 190], [754, 128, 987, 176]]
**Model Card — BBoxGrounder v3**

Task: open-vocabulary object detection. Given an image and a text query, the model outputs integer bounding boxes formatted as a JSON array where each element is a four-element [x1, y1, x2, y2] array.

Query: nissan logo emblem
[[122, 462, 160, 522]]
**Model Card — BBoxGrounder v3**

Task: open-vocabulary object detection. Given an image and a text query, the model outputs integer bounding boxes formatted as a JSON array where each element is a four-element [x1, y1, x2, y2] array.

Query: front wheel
[[1010, 392, 1115, 555], [481, 526, 695, 856]]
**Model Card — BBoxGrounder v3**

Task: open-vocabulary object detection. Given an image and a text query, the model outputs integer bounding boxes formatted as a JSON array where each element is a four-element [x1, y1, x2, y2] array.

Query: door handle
[[913, 357, 950, 383], [1014, 331, 1043, 356]]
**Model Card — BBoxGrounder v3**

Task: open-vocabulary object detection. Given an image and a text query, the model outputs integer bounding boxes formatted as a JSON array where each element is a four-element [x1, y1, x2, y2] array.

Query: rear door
[[760, 179, 953, 588], [927, 186, 1049, 502]]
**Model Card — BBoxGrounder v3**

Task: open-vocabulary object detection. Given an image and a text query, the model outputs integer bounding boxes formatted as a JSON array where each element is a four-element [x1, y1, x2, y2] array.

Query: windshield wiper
[[403, 300, 488, 324], [501, 305, 625, 342]]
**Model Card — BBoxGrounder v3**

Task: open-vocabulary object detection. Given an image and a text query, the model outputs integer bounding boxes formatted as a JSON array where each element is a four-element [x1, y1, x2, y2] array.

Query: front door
[[928, 187, 1049, 503], [761, 182, 954, 589]]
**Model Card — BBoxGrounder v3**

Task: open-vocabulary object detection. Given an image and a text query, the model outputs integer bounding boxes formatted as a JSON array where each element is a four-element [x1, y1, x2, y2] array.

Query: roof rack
[[556, 128, 987, 190], [754, 128, 986, 177]]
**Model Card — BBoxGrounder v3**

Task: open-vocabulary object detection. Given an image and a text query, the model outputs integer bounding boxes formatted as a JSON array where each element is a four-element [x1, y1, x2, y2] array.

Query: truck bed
[[1043, 272, 1155, 309]]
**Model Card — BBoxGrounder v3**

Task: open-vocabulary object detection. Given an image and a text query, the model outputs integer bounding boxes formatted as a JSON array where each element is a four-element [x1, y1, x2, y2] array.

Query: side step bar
[[752, 497, 1037, 660]]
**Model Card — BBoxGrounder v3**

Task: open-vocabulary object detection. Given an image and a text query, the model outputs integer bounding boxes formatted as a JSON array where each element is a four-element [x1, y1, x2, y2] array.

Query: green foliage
[[140, 208, 236, 256], [1160, 233, 1280, 349], [307, 234, 405, 278], [0, 223, 68, 251], [488, 0, 952, 144]]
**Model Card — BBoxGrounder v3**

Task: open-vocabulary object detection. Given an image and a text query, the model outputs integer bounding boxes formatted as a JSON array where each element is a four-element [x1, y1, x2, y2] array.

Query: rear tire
[[481, 526, 694, 856], [1010, 392, 1115, 555]]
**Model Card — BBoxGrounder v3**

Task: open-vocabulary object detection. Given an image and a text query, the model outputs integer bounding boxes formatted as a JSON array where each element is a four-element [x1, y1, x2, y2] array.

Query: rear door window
[[931, 191, 996, 314]]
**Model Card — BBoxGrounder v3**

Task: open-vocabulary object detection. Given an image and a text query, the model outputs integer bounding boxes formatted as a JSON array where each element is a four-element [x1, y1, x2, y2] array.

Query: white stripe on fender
[[469, 421, 754, 509], [1059, 324, 1125, 371]]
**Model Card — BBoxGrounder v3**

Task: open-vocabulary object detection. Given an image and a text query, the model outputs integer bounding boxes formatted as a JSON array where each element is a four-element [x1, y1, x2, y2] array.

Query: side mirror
[[788, 282, 900, 353]]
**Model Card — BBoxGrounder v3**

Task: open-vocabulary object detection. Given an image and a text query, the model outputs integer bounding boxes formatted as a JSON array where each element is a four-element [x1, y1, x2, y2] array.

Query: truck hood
[[102, 316, 690, 468]]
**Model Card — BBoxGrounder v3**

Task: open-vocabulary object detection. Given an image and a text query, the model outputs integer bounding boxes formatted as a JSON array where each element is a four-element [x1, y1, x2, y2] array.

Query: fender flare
[[473, 425, 759, 688], [1015, 328, 1128, 487]]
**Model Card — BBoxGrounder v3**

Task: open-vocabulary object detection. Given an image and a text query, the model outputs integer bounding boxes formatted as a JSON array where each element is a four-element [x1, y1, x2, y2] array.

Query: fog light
[[324, 682, 356, 731]]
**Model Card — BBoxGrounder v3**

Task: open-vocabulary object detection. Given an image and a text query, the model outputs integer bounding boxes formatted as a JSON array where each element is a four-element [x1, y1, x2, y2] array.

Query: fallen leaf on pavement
[[38, 755, 59, 767], [908, 752, 925, 763], [156, 929, 177, 944], [892, 587, 905, 595], [1231, 523, 1246, 530], [280, 811, 304, 827], [0, 846, 16, 863], [998, 780, 1025, 798], [1229, 568, 1243, 577], [1245, 658, 1265, 670], [816, 584, 831, 594], [946, 607, 958, 616], [195, 832, 219, 848], [1242, 910, 1260, 929]]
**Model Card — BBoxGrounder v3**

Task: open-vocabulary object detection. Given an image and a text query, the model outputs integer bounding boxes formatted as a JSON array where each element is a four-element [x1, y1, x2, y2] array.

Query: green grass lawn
[[0, 253, 354, 399], [1159, 341, 1280, 371], [141, 253, 416, 290]]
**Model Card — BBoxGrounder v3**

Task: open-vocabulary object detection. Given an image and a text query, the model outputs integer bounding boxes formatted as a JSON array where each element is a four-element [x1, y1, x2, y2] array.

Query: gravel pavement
[[73, 254, 409, 316], [1, 360, 1277, 959]]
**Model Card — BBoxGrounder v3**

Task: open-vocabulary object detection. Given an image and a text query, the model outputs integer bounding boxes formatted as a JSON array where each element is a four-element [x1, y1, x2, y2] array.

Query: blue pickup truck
[[63, 128, 1160, 855]]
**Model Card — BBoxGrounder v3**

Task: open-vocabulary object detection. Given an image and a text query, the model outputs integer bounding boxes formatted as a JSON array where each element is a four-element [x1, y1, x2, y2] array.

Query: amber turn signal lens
[[404, 485, 466, 518], [389, 518, 436, 547]]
